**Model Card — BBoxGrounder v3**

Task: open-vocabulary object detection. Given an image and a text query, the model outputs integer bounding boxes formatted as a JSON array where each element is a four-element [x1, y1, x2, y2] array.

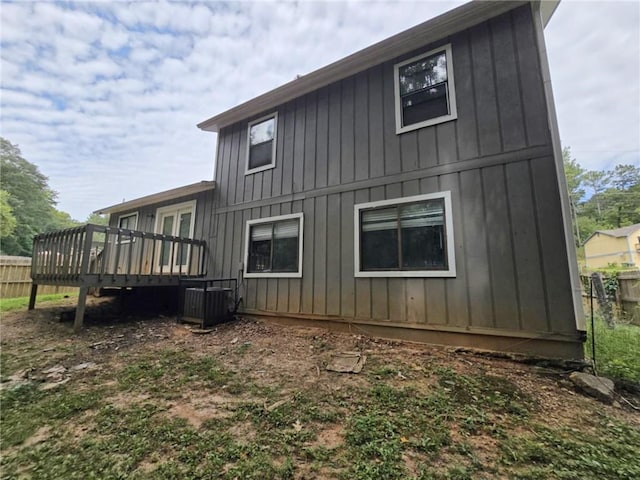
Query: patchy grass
[[1, 303, 639, 479], [586, 316, 640, 383], [500, 413, 640, 479], [0, 292, 77, 312]]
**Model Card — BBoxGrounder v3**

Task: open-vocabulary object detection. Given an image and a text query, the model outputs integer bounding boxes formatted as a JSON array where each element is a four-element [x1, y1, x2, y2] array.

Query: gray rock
[[569, 372, 615, 403]]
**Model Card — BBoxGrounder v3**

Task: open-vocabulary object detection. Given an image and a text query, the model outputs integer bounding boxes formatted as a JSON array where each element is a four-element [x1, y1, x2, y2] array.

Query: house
[[583, 223, 640, 270], [195, 0, 584, 359], [30, 0, 585, 359]]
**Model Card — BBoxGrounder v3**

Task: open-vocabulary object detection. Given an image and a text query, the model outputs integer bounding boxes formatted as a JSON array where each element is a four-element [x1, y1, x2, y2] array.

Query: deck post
[[74, 286, 89, 332], [28, 284, 38, 310]]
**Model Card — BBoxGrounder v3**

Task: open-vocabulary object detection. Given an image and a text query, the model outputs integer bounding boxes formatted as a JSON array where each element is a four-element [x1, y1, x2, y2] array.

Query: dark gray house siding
[[205, 4, 583, 358], [108, 189, 215, 241]]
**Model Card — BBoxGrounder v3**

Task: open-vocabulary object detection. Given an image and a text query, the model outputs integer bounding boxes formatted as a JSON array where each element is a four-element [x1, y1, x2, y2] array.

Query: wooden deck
[[29, 224, 208, 330]]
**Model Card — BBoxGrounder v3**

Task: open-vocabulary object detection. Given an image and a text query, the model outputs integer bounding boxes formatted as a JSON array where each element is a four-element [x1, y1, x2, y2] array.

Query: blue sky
[[1, 0, 638, 221]]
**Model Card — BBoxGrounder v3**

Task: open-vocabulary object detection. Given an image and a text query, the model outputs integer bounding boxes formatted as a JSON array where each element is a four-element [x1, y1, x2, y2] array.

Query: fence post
[[590, 272, 615, 329], [28, 284, 38, 310], [74, 225, 94, 331]]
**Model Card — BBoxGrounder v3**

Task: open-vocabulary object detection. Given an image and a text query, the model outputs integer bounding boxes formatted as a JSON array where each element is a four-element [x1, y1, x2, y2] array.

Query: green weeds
[[586, 316, 640, 383], [501, 415, 640, 479]]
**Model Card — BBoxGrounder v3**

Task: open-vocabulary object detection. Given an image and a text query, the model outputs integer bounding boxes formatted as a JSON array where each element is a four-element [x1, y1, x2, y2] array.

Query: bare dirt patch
[[2, 296, 639, 479]]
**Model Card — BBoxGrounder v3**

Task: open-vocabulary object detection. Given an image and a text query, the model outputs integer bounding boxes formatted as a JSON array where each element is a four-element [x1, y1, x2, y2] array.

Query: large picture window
[[244, 213, 303, 278], [354, 192, 456, 277], [246, 113, 277, 174], [394, 44, 457, 134]]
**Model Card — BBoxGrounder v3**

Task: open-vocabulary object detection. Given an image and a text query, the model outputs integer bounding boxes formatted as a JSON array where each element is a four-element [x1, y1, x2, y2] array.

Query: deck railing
[[31, 224, 207, 284]]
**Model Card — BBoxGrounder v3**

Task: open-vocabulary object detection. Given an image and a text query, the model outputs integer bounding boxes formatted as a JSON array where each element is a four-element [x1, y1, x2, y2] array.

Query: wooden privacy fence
[[581, 271, 640, 325], [0, 256, 77, 298], [618, 271, 640, 325]]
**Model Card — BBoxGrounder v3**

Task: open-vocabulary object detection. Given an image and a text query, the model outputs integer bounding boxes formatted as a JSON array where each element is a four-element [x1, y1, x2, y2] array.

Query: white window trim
[[394, 43, 458, 135], [117, 212, 138, 243], [153, 200, 197, 238], [245, 112, 278, 175], [118, 212, 139, 230], [153, 200, 197, 273], [353, 191, 456, 278], [244, 212, 303, 278]]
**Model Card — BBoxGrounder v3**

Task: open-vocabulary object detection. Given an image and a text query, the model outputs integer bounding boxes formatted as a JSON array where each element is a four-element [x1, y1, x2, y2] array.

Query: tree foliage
[[0, 137, 80, 256], [563, 148, 640, 250], [0, 190, 17, 238], [86, 212, 109, 226]]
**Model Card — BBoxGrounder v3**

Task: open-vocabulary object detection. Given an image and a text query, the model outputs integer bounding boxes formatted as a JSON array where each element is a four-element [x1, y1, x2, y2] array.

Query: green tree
[[0, 137, 78, 255], [611, 164, 640, 190], [583, 169, 612, 219], [563, 147, 586, 245], [86, 212, 109, 226], [602, 165, 640, 228], [0, 190, 17, 238]]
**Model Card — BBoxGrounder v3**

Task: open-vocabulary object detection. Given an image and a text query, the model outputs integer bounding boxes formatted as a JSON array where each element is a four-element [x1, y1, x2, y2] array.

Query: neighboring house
[[583, 224, 640, 270], [195, 0, 585, 359], [31, 0, 585, 359]]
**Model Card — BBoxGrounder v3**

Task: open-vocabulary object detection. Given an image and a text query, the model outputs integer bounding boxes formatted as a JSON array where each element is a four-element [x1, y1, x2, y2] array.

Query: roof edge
[[197, 0, 529, 133], [94, 181, 216, 215], [539, 0, 561, 27]]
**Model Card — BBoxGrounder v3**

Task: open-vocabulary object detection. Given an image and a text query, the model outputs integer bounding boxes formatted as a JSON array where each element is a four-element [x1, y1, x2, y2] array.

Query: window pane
[[362, 229, 399, 270], [160, 215, 174, 266], [274, 219, 299, 239], [251, 224, 273, 241], [119, 215, 135, 230], [249, 140, 273, 170], [272, 237, 298, 271], [248, 239, 271, 272], [248, 218, 301, 274], [400, 201, 446, 269], [361, 207, 398, 232], [361, 208, 399, 270], [402, 83, 449, 125], [399, 52, 447, 95], [250, 118, 275, 145], [177, 212, 192, 265]]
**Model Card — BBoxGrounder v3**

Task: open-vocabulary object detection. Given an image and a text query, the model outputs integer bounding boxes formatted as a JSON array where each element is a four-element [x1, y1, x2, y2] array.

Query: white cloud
[[0, 0, 637, 222]]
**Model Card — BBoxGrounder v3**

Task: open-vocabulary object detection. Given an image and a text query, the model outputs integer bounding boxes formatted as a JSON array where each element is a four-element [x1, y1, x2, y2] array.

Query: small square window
[[355, 192, 456, 277], [246, 113, 277, 174], [244, 213, 303, 278], [118, 213, 137, 230], [394, 44, 457, 134], [117, 213, 138, 243]]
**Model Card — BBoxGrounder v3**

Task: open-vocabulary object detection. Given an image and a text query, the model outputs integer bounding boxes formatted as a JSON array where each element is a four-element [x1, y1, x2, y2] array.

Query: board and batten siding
[[107, 189, 216, 275], [207, 5, 582, 357]]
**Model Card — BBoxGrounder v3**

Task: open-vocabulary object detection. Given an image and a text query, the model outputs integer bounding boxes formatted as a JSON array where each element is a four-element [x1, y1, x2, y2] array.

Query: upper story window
[[244, 213, 303, 278], [394, 44, 457, 134], [246, 113, 277, 175], [354, 192, 456, 278]]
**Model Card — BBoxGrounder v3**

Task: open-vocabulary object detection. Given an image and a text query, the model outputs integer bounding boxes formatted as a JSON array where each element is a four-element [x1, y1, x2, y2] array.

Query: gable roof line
[[94, 181, 216, 216], [583, 223, 640, 244], [198, 0, 552, 133]]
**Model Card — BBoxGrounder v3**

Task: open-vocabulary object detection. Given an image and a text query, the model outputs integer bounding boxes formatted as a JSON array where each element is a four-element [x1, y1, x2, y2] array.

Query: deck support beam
[[28, 284, 38, 310], [74, 286, 88, 332]]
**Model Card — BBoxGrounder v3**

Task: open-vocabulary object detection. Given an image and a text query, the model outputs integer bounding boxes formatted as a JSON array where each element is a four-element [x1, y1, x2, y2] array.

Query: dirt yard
[[1, 296, 639, 479]]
